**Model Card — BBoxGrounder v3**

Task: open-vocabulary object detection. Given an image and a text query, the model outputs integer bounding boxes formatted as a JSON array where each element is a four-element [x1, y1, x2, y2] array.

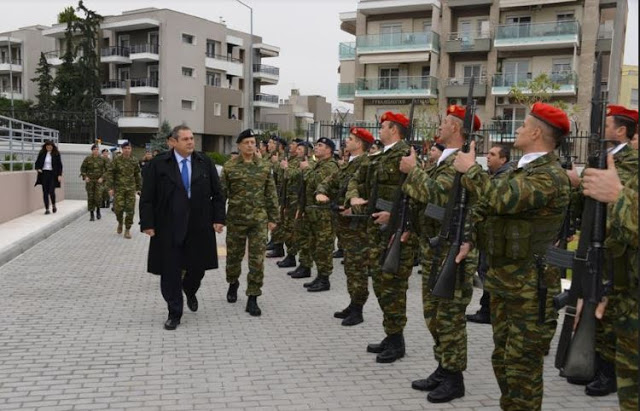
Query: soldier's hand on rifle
[[453, 140, 476, 173], [399, 146, 417, 174], [300, 159, 310, 170], [372, 211, 390, 225], [583, 154, 623, 203], [339, 207, 352, 216], [400, 231, 410, 243], [455, 242, 472, 263], [566, 165, 581, 188], [315, 194, 329, 203], [267, 222, 277, 232], [350, 197, 367, 207], [280, 159, 288, 169], [255, 149, 262, 159]]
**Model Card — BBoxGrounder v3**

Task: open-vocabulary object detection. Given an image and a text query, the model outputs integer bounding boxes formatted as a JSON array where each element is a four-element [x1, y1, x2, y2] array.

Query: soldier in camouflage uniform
[[346, 111, 416, 364], [399, 105, 481, 403], [100, 149, 112, 208], [106, 141, 142, 239], [80, 144, 108, 221], [583, 156, 638, 411], [275, 138, 303, 268], [566, 105, 638, 396], [291, 137, 339, 292], [453, 103, 571, 410], [221, 129, 279, 316], [266, 136, 288, 258], [316, 128, 373, 326]]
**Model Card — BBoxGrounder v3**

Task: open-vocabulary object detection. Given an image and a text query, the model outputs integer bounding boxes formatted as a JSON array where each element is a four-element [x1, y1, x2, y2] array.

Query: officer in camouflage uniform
[[316, 128, 373, 326], [346, 111, 416, 364], [106, 141, 142, 239], [582, 156, 638, 411], [80, 144, 108, 221], [275, 138, 303, 268], [566, 105, 638, 396], [453, 103, 571, 410], [100, 149, 112, 208], [291, 137, 338, 292], [221, 129, 279, 317], [400, 105, 481, 403], [266, 136, 288, 258]]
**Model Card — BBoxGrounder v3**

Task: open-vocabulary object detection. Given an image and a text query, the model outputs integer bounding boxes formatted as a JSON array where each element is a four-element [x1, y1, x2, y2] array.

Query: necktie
[[181, 158, 190, 198]]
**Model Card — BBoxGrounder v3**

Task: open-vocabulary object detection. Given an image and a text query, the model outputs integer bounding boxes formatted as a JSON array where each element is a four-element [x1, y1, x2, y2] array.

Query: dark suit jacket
[[34, 151, 63, 187], [139, 150, 226, 275]]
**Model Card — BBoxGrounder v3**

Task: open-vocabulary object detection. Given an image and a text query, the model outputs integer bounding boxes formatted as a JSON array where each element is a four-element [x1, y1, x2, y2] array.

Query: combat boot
[[412, 364, 445, 391], [367, 336, 389, 354], [117, 223, 123, 234], [334, 303, 353, 319], [332, 249, 344, 258], [245, 296, 261, 316], [585, 357, 617, 396], [124, 229, 132, 239], [341, 304, 363, 326], [266, 243, 284, 258], [227, 281, 239, 303], [276, 254, 296, 268], [287, 265, 304, 276], [302, 275, 319, 287], [291, 266, 311, 279], [90, 211, 95, 221], [376, 333, 405, 363], [266, 239, 275, 251], [96, 208, 101, 220], [427, 369, 465, 403], [307, 276, 330, 292]]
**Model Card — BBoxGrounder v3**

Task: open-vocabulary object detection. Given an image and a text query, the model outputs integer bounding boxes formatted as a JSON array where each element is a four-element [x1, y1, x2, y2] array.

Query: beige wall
[[0, 171, 65, 224]]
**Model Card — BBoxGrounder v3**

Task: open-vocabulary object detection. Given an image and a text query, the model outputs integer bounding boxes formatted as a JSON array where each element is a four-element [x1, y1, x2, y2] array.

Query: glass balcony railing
[[338, 83, 355, 100], [356, 76, 438, 96], [130, 77, 159, 88], [0, 57, 22, 65], [101, 46, 130, 57], [129, 43, 159, 54], [492, 71, 577, 88], [339, 42, 356, 60], [356, 31, 439, 53], [205, 52, 242, 64], [253, 64, 279, 76], [495, 21, 579, 45], [101, 79, 126, 89], [254, 93, 278, 104]]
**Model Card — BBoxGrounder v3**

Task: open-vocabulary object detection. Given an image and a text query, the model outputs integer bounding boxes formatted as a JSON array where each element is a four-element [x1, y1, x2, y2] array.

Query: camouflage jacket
[[317, 154, 368, 208], [301, 156, 339, 213], [607, 173, 639, 290], [106, 155, 141, 192], [221, 154, 279, 225], [80, 155, 108, 181], [282, 156, 301, 207]]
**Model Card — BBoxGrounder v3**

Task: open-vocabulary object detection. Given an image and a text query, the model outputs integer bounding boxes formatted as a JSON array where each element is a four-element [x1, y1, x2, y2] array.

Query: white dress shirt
[[174, 151, 192, 197], [437, 148, 459, 166], [517, 152, 547, 169], [43, 153, 53, 170]]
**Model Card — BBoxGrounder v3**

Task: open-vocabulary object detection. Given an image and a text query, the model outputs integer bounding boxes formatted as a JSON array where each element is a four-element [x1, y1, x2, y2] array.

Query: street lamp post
[[234, 0, 253, 129]]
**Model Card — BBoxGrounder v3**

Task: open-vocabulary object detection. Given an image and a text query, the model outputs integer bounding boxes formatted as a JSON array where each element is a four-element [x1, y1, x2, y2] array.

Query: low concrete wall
[[0, 171, 66, 224]]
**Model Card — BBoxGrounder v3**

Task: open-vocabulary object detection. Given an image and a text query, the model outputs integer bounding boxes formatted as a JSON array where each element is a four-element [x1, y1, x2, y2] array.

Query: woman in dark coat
[[34, 140, 63, 214]]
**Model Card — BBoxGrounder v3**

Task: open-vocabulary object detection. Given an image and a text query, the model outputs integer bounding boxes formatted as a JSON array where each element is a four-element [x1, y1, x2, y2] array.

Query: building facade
[[619, 64, 638, 109], [259, 89, 332, 135], [338, 0, 628, 139]]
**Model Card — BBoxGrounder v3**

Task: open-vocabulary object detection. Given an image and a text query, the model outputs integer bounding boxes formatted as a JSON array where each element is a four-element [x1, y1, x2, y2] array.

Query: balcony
[[339, 42, 356, 60], [444, 31, 491, 53], [101, 79, 127, 96], [129, 77, 159, 95], [44, 50, 82, 66], [118, 111, 159, 129], [253, 43, 280, 58], [596, 24, 613, 52], [491, 71, 578, 96], [253, 64, 279, 85], [101, 18, 160, 32], [0, 58, 22, 73], [0, 88, 23, 100], [100, 46, 131, 64], [357, 0, 439, 15], [338, 83, 355, 102], [254, 121, 278, 132], [494, 21, 579, 50], [129, 43, 159, 62], [254, 93, 279, 108], [205, 53, 243, 77], [444, 77, 487, 98], [357, 31, 439, 55], [356, 76, 437, 99]]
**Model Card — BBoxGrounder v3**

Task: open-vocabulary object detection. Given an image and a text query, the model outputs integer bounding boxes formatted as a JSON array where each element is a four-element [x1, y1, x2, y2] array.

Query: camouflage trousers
[[281, 207, 298, 255], [369, 225, 415, 336], [336, 217, 369, 306], [613, 290, 638, 411], [489, 265, 546, 411], [226, 221, 268, 296], [423, 244, 477, 372], [298, 209, 334, 276], [540, 266, 563, 352], [102, 187, 110, 204], [85, 180, 103, 211], [114, 189, 136, 229], [595, 296, 617, 364]]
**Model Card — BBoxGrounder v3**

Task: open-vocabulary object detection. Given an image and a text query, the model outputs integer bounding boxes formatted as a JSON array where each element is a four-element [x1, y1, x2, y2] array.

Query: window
[[213, 102, 222, 116], [631, 89, 638, 107], [181, 99, 195, 110], [206, 71, 221, 87], [557, 13, 575, 22], [505, 16, 531, 38], [552, 58, 572, 73], [463, 64, 482, 84], [379, 68, 399, 90], [182, 33, 195, 44], [117, 67, 130, 81], [112, 99, 124, 113], [380, 23, 402, 47], [182, 67, 194, 77]]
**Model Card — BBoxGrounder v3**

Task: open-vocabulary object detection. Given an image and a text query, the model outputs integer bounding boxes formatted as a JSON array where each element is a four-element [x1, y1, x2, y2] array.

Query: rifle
[[278, 144, 290, 211], [381, 99, 416, 274], [553, 54, 609, 380], [429, 76, 477, 299]]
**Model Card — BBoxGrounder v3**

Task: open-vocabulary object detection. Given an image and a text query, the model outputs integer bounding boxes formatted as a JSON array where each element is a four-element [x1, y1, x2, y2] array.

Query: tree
[[73, 1, 103, 109], [150, 120, 171, 152], [32, 53, 55, 110], [508, 73, 565, 109], [53, 6, 81, 110]]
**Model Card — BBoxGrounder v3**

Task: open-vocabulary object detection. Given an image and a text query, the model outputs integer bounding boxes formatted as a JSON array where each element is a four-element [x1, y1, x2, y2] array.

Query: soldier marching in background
[[80, 144, 108, 221], [100, 149, 112, 208], [106, 141, 142, 239], [266, 136, 288, 258]]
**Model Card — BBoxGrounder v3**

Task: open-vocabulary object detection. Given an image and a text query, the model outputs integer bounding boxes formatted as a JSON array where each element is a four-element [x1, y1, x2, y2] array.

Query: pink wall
[[0, 171, 66, 224]]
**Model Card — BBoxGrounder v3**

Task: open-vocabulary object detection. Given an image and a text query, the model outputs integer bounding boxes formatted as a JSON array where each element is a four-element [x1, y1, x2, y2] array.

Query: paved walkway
[[0, 208, 620, 410]]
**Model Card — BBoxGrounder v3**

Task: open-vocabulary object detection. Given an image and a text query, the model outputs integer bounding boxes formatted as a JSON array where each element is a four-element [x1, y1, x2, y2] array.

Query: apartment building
[[259, 89, 332, 135], [0, 26, 55, 103], [338, 0, 628, 139], [39, 7, 279, 152], [619, 64, 638, 109]]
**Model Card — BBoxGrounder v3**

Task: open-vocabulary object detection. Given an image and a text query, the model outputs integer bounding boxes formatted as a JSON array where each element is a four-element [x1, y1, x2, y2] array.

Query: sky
[[1, 0, 638, 111]]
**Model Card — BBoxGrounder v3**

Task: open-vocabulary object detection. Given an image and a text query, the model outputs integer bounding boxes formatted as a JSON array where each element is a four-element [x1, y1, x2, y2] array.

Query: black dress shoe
[[334, 304, 353, 319], [266, 244, 284, 258], [164, 318, 180, 330], [367, 337, 389, 354], [427, 370, 465, 403], [376, 334, 405, 363], [291, 266, 311, 279], [307, 276, 330, 292], [245, 296, 262, 316], [227, 281, 239, 303], [45, 209, 51, 215], [466, 312, 491, 324], [412, 365, 445, 391], [332, 249, 344, 258], [186, 294, 198, 312], [52, 205, 57, 213], [276, 254, 296, 268]]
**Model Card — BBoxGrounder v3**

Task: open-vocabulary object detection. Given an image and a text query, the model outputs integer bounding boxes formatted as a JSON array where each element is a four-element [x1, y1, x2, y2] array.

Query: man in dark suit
[[140, 125, 226, 330]]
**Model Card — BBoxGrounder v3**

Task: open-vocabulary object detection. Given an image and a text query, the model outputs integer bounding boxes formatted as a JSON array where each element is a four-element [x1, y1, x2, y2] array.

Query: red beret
[[607, 104, 638, 124], [529, 102, 570, 136], [380, 111, 410, 128], [349, 127, 374, 144], [446, 105, 481, 132]]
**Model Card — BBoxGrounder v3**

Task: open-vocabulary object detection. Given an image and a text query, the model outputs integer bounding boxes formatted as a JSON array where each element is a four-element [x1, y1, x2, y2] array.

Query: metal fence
[[0, 115, 59, 171]]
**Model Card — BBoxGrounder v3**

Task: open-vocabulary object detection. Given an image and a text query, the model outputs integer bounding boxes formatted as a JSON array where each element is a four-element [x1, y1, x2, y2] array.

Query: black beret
[[292, 138, 304, 144], [120, 141, 130, 148], [91, 144, 98, 150], [316, 137, 335, 151], [237, 129, 258, 144]]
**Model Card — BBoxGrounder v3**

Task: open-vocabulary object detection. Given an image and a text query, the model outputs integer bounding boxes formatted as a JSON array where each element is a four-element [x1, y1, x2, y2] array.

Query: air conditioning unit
[[496, 96, 509, 105]]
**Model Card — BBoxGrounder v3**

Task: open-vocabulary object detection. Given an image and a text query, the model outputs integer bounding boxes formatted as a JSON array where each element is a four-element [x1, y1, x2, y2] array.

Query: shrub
[[206, 151, 230, 166]]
